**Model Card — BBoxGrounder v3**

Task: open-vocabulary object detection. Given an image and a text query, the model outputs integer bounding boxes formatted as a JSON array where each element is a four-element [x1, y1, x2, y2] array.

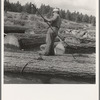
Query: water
[[4, 72, 95, 84]]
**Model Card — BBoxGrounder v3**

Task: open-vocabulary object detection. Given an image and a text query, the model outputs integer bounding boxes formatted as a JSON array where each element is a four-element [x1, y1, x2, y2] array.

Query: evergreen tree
[[89, 15, 93, 23], [4, 0, 10, 12], [82, 14, 89, 23], [60, 9, 66, 19], [65, 10, 71, 20], [16, 1, 22, 12], [91, 17, 96, 26]]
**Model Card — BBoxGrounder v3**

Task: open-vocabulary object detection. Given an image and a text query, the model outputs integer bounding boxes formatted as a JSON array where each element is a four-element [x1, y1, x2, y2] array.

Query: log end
[[4, 34, 20, 50]]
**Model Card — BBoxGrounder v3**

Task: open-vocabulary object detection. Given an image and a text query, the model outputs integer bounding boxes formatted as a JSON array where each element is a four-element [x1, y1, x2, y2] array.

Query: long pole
[[32, 4, 76, 60]]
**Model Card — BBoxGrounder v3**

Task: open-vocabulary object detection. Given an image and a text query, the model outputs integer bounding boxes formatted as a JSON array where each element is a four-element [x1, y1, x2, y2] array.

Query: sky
[[8, 0, 96, 16]]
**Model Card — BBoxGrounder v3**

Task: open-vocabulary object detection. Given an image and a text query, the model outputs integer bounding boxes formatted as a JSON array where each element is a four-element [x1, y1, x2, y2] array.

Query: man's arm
[[44, 13, 58, 22]]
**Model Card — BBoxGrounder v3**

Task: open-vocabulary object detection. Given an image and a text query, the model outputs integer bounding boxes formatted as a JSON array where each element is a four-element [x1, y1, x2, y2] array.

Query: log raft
[[4, 25, 95, 53], [4, 32, 95, 52]]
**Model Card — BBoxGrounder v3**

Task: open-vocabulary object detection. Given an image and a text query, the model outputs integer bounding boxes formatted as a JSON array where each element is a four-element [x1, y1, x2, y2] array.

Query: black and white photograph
[[4, 0, 97, 84]]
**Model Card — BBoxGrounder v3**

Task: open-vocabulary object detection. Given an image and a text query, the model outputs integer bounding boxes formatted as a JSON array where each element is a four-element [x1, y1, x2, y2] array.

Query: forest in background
[[4, 0, 96, 26]]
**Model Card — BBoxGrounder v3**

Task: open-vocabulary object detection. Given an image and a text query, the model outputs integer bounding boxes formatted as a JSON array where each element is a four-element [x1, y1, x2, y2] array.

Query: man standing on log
[[39, 8, 61, 56]]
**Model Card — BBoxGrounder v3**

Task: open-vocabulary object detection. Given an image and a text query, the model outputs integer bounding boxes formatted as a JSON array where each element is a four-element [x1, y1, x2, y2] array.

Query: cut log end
[[4, 34, 20, 50]]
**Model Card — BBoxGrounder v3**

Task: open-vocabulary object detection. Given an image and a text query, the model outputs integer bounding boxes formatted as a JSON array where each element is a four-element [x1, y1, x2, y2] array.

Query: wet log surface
[[4, 50, 95, 81]]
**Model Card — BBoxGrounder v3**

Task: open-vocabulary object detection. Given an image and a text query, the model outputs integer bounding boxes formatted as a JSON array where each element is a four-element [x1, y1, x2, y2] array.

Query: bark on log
[[4, 25, 28, 33], [4, 51, 95, 80]]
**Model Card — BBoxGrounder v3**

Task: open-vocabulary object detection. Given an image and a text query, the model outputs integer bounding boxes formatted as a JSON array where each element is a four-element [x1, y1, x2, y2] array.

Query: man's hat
[[53, 8, 59, 12]]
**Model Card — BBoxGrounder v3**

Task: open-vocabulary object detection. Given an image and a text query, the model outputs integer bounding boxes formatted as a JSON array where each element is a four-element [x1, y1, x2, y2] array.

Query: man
[[40, 8, 61, 56]]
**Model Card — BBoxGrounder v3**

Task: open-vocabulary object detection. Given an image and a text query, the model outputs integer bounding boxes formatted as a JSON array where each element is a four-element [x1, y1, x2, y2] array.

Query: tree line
[[4, 0, 96, 26]]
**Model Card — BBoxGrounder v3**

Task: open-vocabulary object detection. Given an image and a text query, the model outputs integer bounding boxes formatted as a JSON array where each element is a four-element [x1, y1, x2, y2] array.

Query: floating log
[[4, 33, 95, 53], [4, 33, 46, 50], [4, 51, 95, 81], [40, 39, 95, 54], [4, 33, 60, 50], [4, 25, 28, 33]]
